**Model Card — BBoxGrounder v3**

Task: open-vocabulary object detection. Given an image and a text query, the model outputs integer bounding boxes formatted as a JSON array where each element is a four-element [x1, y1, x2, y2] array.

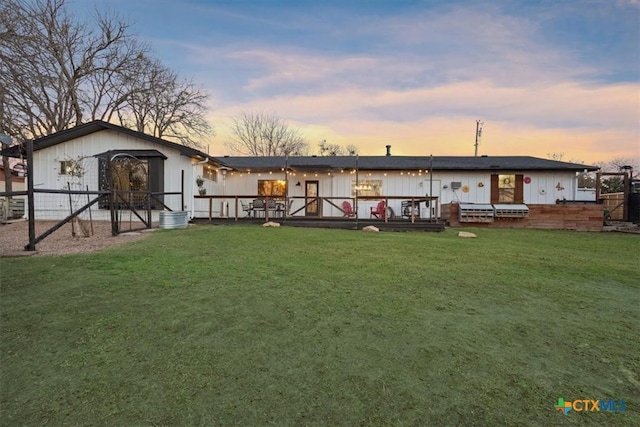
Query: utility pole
[[474, 120, 483, 157]]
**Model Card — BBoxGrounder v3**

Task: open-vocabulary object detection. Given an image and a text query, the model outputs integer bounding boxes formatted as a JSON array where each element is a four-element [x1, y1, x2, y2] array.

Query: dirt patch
[[0, 220, 153, 257]]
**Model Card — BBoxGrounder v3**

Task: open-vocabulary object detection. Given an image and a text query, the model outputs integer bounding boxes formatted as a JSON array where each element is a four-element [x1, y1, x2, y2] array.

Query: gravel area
[[0, 219, 153, 257]]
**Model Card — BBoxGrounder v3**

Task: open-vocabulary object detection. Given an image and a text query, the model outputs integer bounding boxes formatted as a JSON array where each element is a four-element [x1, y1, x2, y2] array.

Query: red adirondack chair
[[342, 201, 356, 217], [370, 200, 386, 219]]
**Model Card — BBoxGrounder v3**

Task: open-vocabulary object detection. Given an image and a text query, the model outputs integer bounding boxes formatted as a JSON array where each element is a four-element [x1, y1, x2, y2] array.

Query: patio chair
[[278, 199, 294, 216], [370, 200, 386, 219], [342, 201, 356, 217], [272, 199, 290, 218], [241, 200, 253, 217], [252, 199, 265, 217]]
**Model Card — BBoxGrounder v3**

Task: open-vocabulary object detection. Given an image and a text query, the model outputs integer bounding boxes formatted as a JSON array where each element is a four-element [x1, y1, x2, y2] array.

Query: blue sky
[[73, 0, 639, 163]]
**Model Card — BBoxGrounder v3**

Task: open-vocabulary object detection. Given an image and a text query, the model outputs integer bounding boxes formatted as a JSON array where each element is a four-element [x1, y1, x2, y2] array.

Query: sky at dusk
[[72, 0, 639, 164]]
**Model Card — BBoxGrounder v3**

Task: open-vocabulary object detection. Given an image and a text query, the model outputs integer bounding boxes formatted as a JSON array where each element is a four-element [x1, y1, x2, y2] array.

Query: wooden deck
[[191, 216, 446, 232]]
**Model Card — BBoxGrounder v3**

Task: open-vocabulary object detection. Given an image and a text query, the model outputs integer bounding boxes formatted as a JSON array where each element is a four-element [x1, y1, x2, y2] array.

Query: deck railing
[[194, 195, 439, 223]]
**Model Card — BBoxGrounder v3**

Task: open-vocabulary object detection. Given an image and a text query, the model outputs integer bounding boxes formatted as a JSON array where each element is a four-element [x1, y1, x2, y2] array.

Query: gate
[[0, 141, 184, 251]]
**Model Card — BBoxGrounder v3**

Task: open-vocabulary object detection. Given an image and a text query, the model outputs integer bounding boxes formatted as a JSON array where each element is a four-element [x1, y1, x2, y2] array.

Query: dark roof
[[94, 149, 168, 159], [214, 155, 599, 172], [0, 122, 599, 173], [0, 120, 211, 160]]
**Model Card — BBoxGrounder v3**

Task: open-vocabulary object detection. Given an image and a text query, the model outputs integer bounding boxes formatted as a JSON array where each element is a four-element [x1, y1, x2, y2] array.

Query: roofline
[[214, 155, 600, 172], [0, 120, 213, 160]]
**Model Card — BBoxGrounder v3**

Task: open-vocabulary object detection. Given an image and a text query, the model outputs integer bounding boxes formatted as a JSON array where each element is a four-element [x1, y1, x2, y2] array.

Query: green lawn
[[1, 226, 638, 425]]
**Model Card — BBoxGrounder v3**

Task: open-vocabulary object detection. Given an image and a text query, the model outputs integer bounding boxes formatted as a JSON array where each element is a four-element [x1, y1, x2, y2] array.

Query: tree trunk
[[2, 155, 12, 194]]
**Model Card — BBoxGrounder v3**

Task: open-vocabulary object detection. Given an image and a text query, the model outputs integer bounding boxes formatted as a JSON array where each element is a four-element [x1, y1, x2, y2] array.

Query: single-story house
[[202, 153, 599, 224], [1, 121, 601, 229]]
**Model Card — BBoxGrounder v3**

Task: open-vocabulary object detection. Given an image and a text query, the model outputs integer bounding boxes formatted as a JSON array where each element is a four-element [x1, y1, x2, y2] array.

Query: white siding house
[[211, 156, 597, 219], [1, 122, 598, 224], [2, 121, 222, 221]]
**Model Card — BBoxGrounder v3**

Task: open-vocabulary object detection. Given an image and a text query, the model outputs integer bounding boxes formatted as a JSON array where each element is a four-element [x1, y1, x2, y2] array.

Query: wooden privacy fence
[[599, 193, 624, 220]]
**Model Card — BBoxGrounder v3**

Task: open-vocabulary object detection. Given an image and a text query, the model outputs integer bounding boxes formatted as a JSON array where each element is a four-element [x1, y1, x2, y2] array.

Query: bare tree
[[0, 0, 144, 137], [598, 157, 639, 193], [116, 57, 213, 148], [0, 0, 213, 146], [600, 157, 639, 173], [318, 140, 359, 156], [226, 112, 308, 156], [547, 152, 566, 162]]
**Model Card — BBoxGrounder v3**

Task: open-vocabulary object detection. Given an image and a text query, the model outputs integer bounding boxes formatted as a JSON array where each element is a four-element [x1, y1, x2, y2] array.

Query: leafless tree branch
[[0, 0, 213, 147], [226, 112, 308, 156]]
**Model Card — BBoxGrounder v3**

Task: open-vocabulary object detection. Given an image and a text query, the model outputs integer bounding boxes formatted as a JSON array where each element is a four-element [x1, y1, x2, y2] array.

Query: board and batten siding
[[30, 129, 208, 220], [211, 169, 582, 219]]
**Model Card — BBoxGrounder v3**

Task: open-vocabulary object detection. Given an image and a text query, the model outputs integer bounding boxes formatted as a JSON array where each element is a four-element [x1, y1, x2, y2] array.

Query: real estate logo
[[555, 397, 626, 415]]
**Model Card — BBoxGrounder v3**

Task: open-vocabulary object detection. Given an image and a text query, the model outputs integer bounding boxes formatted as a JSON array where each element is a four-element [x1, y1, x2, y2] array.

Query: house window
[[258, 180, 287, 197], [491, 174, 524, 204], [202, 167, 217, 181], [352, 180, 383, 197], [58, 158, 86, 177], [498, 174, 516, 203], [59, 161, 72, 175]]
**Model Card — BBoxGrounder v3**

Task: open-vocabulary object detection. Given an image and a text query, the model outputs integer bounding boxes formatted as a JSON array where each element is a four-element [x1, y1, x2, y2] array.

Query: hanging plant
[[196, 175, 204, 187]]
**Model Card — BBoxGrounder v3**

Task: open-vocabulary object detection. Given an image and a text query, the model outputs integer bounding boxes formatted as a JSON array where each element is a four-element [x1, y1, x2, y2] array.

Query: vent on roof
[[386, 145, 391, 156]]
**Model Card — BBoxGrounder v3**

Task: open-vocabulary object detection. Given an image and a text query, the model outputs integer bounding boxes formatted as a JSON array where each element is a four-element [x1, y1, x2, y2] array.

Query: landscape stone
[[458, 231, 477, 238]]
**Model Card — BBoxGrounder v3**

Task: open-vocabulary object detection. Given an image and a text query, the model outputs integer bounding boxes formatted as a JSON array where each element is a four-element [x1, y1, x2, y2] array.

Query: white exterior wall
[[191, 162, 225, 218], [434, 171, 578, 205], [213, 169, 580, 219], [30, 129, 207, 220]]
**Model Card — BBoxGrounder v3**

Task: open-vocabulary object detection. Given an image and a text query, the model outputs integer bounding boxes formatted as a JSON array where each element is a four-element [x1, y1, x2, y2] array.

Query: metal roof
[[214, 155, 598, 172]]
